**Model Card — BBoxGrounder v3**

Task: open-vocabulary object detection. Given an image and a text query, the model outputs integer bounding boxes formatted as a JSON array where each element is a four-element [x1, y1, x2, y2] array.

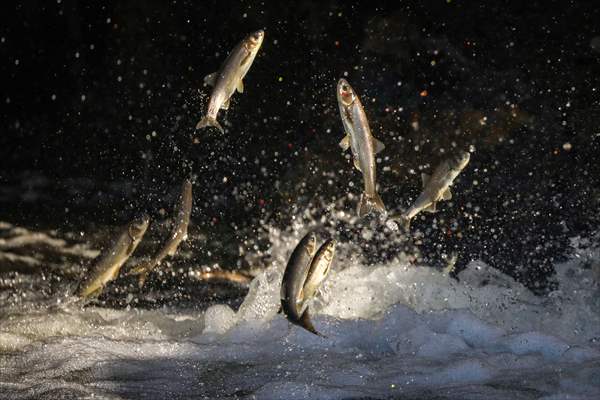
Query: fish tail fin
[[357, 192, 386, 218], [398, 214, 411, 231], [299, 308, 326, 338], [195, 116, 224, 134], [137, 271, 150, 289], [127, 262, 152, 288], [371, 192, 386, 215]]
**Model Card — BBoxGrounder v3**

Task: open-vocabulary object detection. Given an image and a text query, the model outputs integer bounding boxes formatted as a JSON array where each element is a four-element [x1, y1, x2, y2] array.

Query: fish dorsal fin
[[204, 72, 217, 87], [373, 138, 385, 154], [221, 97, 231, 110], [442, 188, 452, 201], [339, 134, 351, 151], [236, 80, 244, 93], [126, 240, 137, 256], [424, 202, 437, 213], [353, 156, 362, 172], [421, 173, 431, 188]]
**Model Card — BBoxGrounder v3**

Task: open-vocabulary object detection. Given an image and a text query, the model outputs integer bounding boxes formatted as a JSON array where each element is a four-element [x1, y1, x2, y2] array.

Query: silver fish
[[196, 30, 264, 133], [129, 179, 193, 288], [77, 214, 150, 299], [395, 150, 470, 230], [280, 232, 324, 336], [336, 78, 386, 217], [300, 239, 335, 310]]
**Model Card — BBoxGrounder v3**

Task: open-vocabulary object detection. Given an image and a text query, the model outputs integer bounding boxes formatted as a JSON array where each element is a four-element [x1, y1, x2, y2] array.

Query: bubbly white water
[[1, 226, 600, 399]]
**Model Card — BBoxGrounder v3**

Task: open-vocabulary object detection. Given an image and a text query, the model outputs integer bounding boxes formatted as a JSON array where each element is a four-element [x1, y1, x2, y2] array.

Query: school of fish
[[74, 30, 472, 337]]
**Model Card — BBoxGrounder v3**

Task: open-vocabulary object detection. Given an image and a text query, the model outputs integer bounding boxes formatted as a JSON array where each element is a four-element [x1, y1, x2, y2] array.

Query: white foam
[[203, 304, 236, 334], [1, 225, 600, 398]]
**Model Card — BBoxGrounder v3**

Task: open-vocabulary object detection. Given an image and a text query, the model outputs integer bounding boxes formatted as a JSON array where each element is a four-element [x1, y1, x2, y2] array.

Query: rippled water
[[3, 1, 600, 398], [1, 219, 599, 399]]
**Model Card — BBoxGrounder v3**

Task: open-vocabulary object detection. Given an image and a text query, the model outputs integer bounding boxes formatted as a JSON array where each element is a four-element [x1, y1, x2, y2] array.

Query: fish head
[[451, 150, 471, 171], [128, 214, 150, 240], [319, 239, 336, 262], [245, 29, 264, 52], [295, 231, 317, 258], [337, 79, 356, 107], [304, 233, 317, 257]]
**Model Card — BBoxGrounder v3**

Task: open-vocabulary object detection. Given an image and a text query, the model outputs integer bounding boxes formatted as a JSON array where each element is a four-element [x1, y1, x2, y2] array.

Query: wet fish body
[[77, 215, 150, 299], [301, 239, 336, 309], [336, 79, 386, 217], [130, 179, 193, 287], [398, 150, 470, 229], [280, 232, 323, 336], [196, 30, 264, 133]]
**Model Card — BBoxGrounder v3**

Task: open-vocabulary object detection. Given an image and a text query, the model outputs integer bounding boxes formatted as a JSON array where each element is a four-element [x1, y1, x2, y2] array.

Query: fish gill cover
[[1, 1, 600, 399]]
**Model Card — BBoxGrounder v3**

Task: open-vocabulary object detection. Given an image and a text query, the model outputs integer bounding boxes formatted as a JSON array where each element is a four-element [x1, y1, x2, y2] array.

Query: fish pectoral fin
[[373, 138, 385, 154], [240, 52, 252, 66], [424, 202, 437, 213], [442, 188, 452, 201], [125, 236, 140, 256], [353, 156, 362, 172], [236, 80, 244, 93], [221, 97, 231, 110], [203, 72, 218, 87], [421, 173, 431, 188], [339, 134, 351, 151]]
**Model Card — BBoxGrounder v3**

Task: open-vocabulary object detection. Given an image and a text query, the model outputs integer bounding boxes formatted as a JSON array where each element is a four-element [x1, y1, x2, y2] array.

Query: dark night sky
[[1, 1, 599, 289]]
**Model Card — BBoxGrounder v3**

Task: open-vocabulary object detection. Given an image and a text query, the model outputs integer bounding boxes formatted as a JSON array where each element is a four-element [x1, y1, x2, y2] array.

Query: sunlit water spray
[[1, 214, 600, 399]]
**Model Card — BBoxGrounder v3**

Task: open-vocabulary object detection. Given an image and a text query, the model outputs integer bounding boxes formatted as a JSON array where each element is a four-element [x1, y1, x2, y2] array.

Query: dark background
[[1, 0, 599, 292]]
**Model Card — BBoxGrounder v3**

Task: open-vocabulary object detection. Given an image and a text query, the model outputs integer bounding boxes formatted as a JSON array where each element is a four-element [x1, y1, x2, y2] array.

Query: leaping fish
[[393, 150, 470, 230], [300, 239, 336, 311], [129, 179, 192, 288], [280, 232, 322, 336], [280, 233, 336, 337], [336, 79, 386, 218], [77, 214, 150, 299], [195, 30, 264, 133]]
